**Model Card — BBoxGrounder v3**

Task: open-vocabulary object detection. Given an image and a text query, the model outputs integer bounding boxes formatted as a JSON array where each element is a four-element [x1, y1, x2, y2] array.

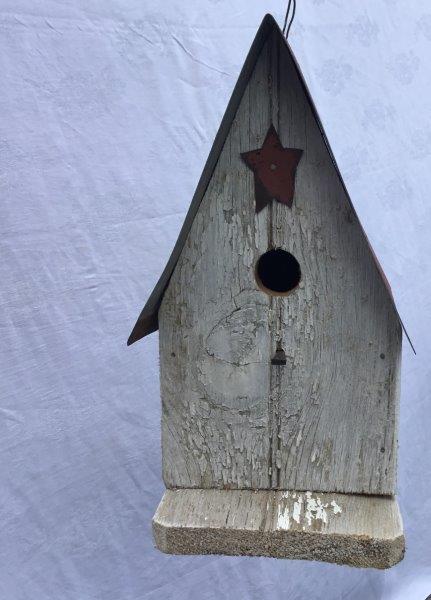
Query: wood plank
[[158, 37, 273, 489], [158, 30, 401, 495], [153, 489, 404, 569], [272, 35, 401, 494]]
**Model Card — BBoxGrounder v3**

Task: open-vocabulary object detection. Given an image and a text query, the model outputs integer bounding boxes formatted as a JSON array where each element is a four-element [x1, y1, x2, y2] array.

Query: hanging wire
[[282, 0, 296, 39]]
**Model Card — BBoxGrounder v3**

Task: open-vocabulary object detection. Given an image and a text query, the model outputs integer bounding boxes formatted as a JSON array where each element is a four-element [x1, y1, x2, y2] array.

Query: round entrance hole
[[255, 249, 301, 295]]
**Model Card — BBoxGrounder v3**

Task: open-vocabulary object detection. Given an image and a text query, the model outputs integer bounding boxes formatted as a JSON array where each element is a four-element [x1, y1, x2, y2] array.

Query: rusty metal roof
[[127, 14, 414, 352]]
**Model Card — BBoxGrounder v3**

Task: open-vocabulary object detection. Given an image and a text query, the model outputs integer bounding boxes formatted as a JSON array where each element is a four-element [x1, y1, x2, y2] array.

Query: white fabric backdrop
[[1, 1, 430, 598]]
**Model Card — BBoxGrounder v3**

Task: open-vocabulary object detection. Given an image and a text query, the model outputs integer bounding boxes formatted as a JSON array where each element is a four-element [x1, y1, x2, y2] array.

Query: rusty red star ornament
[[241, 124, 303, 212]]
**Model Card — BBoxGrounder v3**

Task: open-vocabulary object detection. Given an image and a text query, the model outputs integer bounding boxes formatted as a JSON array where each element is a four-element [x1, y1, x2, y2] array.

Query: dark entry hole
[[255, 249, 301, 295]]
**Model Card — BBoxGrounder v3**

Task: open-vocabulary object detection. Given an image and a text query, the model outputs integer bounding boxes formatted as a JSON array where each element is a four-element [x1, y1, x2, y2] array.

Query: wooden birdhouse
[[128, 15, 411, 568]]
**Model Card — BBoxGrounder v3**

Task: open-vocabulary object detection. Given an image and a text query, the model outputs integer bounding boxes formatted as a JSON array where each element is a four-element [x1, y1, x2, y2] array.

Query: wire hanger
[[282, 0, 297, 39]]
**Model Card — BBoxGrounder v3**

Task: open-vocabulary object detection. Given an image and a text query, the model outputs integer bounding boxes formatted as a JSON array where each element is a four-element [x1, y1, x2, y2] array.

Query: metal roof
[[127, 14, 414, 352]]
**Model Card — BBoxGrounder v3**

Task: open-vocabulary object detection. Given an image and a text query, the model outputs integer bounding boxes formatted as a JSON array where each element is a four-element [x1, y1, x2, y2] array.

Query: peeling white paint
[[295, 428, 303, 447], [273, 492, 343, 531], [303, 492, 329, 526], [160, 26, 401, 496], [292, 495, 303, 523], [277, 505, 290, 530]]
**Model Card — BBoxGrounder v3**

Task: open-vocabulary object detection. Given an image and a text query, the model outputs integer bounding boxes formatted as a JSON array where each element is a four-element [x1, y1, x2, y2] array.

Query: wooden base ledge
[[153, 489, 404, 569]]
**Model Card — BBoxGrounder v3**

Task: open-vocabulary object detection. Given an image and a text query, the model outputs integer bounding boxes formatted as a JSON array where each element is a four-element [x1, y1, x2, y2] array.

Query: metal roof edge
[[277, 26, 414, 353], [127, 13, 414, 353], [127, 14, 276, 345]]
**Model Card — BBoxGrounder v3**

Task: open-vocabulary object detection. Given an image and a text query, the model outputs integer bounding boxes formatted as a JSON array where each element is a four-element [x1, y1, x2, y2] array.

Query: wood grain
[[158, 31, 401, 494], [159, 37, 273, 489], [272, 33, 402, 494], [153, 489, 405, 568]]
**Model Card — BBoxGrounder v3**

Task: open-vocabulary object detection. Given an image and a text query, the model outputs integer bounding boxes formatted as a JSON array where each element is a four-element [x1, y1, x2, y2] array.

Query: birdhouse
[[128, 15, 411, 568]]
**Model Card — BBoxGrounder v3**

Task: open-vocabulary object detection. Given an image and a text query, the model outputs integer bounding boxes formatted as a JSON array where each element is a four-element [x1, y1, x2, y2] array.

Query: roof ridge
[[127, 14, 414, 352]]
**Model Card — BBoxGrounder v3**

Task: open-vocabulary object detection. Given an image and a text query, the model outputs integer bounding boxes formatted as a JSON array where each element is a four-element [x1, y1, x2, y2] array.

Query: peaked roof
[[128, 14, 413, 352]]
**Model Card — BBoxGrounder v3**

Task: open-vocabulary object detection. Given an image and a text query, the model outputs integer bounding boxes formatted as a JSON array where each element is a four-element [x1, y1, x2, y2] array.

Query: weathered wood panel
[[159, 30, 401, 494], [272, 35, 401, 494], [158, 38, 273, 489], [153, 489, 405, 568]]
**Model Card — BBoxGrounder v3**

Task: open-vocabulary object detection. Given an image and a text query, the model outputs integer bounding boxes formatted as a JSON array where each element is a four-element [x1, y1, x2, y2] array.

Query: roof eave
[[127, 13, 414, 352], [127, 14, 277, 345]]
